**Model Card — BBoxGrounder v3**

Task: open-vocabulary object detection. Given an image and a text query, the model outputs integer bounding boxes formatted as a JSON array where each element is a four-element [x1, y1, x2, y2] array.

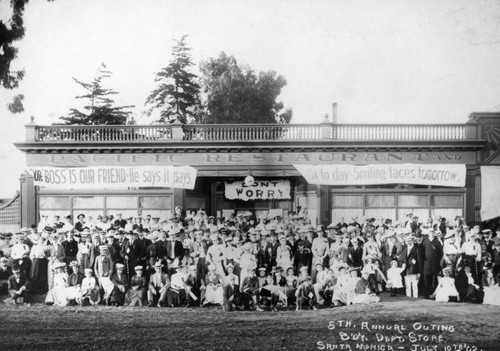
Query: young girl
[[80, 268, 101, 305], [432, 267, 459, 302], [386, 260, 406, 296]]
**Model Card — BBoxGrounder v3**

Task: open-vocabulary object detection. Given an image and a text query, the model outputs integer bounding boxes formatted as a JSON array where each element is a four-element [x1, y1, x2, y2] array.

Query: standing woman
[[29, 234, 50, 294], [47, 232, 66, 290], [77, 233, 92, 270]]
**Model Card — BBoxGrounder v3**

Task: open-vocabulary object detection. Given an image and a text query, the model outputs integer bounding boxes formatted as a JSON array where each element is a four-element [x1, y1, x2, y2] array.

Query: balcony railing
[[183, 124, 322, 140], [29, 123, 470, 143], [35, 125, 173, 142]]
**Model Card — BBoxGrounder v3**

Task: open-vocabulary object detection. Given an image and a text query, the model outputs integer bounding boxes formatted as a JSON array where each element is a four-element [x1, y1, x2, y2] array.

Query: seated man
[[109, 263, 129, 306], [241, 268, 263, 311], [0, 257, 12, 295], [8, 266, 30, 305], [167, 265, 190, 307], [296, 276, 316, 310], [148, 261, 170, 307], [222, 272, 241, 312]]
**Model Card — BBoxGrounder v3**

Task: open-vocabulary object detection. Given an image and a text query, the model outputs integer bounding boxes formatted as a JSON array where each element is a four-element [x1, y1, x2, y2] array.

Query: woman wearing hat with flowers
[[45, 261, 69, 306]]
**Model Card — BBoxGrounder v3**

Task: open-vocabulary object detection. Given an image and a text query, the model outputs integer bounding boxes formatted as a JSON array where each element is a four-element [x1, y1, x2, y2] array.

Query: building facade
[[13, 112, 500, 228]]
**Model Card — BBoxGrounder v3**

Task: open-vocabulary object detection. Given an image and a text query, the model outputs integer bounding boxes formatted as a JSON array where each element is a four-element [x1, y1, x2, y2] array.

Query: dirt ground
[[0, 294, 499, 351]]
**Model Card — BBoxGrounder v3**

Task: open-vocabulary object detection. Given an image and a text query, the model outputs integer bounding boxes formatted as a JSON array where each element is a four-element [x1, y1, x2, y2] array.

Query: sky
[[0, 0, 499, 198]]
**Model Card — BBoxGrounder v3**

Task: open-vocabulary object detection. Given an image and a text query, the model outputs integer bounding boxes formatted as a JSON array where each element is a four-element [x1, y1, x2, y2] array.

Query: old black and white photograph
[[0, 0, 499, 350]]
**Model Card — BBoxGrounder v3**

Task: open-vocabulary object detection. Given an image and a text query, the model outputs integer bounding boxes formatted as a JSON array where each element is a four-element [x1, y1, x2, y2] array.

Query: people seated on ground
[[482, 264, 500, 306], [361, 255, 386, 295], [222, 269, 241, 312], [45, 261, 70, 306], [331, 267, 359, 307], [148, 261, 170, 307], [432, 267, 460, 302], [125, 266, 147, 307], [352, 271, 381, 304], [386, 260, 406, 296], [202, 264, 224, 307], [0, 257, 12, 295], [455, 265, 481, 303], [241, 268, 263, 311], [168, 265, 191, 307], [8, 266, 30, 305], [313, 263, 329, 306], [184, 265, 201, 307], [296, 276, 316, 311], [79, 268, 100, 306], [109, 263, 128, 306]]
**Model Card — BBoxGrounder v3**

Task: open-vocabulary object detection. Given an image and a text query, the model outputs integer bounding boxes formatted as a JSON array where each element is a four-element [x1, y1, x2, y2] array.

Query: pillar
[[20, 174, 37, 228]]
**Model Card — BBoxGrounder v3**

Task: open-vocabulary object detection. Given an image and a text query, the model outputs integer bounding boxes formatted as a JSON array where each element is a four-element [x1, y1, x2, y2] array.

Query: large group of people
[[1, 206, 499, 310]]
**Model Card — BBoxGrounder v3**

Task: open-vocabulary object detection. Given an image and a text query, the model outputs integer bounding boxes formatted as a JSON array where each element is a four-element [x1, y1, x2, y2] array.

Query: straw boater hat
[[134, 266, 143, 272], [53, 262, 66, 270]]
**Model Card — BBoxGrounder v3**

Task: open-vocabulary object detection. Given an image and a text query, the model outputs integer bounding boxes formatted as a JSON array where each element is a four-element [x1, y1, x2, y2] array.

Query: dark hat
[[77, 213, 85, 219], [44, 226, 54, 233]]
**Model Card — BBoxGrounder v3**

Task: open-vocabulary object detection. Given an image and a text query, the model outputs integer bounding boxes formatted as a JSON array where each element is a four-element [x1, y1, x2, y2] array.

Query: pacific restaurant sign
[[29, 166, 198, 189], [225, 180, 291, 201], [294, 164, 466, 187]]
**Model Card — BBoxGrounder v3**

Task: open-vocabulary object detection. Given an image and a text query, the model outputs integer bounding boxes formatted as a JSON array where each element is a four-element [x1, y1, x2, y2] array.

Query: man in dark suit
[[114, 213, 127, 229], [400, 236, 423, 298], [0, 257, 12, 295], [8, 267, 30, 304], [421, 229, 443, 298]]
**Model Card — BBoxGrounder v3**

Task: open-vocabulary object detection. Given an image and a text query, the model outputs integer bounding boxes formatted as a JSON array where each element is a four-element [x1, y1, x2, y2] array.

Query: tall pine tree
[[59, 63, 133, 125], [145, 35, 201, 124]]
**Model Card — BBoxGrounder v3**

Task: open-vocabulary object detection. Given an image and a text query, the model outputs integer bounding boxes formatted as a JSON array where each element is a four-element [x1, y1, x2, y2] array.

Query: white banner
[[480, 166, 500, 221], [294, 163, 466, 187], [30, 166, 197, 189], [225, 180, 291, 201]]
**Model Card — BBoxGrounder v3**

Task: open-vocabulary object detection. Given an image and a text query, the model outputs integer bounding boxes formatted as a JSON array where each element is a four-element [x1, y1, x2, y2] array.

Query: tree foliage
[[7, 94, 24, 113], [1, 0, 53, 113], [145, 35, 201, 124], [199, 52, 292, 124], [59, 63, 133, 125]]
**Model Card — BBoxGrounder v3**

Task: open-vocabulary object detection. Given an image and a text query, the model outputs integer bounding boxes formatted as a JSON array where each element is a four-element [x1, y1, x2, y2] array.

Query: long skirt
[[203, 285, 223, 305], [483, 286, 500, 306], [45, 286, 70, 306], [351, 293, 380, 304], [125, 288, 146, 306], [196, 258, 207, 282], [30, 258, 48, 294], [109, 286, 126, 306]]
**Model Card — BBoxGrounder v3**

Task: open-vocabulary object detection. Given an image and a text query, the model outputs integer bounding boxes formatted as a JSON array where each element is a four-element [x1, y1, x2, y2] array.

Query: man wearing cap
[[148, 261, 170, 307], [8, 266, 30, 304], [94, 245, 115, 304], [0, 257, 12, 295], [241, 268, 263, 311], [109, 263, 128, 306]]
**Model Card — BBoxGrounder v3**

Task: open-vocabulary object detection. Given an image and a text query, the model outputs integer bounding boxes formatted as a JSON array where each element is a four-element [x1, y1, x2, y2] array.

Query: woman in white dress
[[202, 264, 224, 306], [432, 267, 459, 302], [45, 262, 69, 306]]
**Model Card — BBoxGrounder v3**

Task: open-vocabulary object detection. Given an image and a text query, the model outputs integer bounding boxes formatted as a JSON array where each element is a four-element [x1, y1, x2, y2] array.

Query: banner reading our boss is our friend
[[294, 163, 466, 187], [30, 165, 197, 189]]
